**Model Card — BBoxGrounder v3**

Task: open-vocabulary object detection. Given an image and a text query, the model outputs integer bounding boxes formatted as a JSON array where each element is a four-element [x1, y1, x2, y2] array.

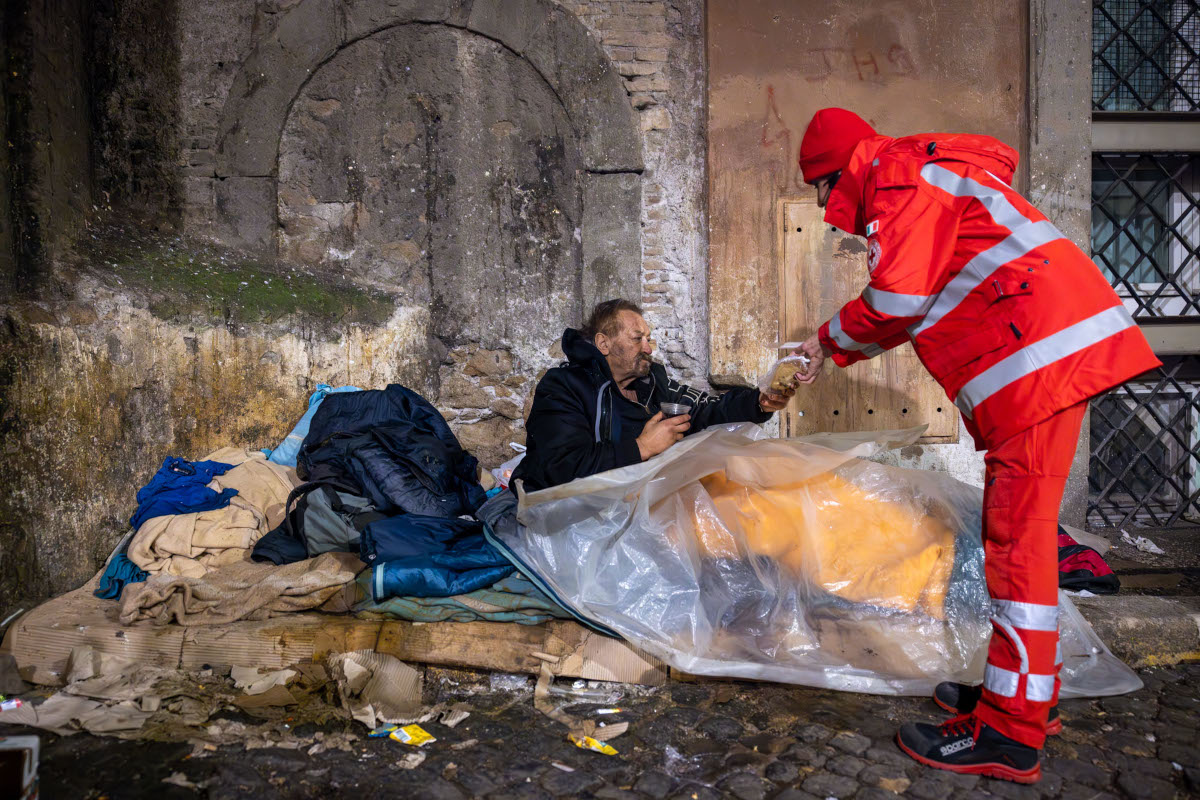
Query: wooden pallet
[[0, 583, 668, 688]]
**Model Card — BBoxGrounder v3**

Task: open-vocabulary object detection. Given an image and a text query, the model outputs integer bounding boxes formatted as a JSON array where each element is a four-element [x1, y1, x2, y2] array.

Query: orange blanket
[[687, 472, 955, 618]]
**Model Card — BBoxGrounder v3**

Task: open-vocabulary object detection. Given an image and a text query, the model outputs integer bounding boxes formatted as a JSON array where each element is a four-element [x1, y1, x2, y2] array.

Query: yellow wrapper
[[389, 724, 437, 746], [568, 733, 618, 755]]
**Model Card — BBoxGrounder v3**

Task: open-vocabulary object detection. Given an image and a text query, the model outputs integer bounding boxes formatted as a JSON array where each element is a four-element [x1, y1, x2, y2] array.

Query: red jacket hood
[[823, 133, 1020, 236]]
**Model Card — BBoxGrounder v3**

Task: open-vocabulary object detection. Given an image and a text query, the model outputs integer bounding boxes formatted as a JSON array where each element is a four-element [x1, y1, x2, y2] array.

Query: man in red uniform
[[793, 108, 1160, 783]]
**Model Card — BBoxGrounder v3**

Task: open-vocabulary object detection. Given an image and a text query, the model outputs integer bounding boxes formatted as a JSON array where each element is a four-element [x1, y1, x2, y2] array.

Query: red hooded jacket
[[816, 133, 1161, 448]]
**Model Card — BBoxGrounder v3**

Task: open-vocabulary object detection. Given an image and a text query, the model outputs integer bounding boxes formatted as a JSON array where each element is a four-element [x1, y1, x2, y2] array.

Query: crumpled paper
[[328, 651, 422, 730], [2, 646, 164, 735], [2, 690, 155, 736], [231, 666, 297, 695]]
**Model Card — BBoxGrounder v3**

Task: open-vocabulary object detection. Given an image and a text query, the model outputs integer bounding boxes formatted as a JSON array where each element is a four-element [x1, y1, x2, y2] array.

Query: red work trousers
[[974, 401, 1087, 749]]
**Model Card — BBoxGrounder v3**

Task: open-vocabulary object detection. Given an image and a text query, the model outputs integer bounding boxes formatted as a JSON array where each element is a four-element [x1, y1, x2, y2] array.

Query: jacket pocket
[[921, 325, 1007, 380]]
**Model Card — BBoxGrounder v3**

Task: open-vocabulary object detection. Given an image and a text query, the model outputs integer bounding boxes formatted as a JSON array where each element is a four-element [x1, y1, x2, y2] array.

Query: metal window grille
[[1093, 0, 1200, 111], [1089, 355, 1200, 528], [1092, 152, 1200, 317]]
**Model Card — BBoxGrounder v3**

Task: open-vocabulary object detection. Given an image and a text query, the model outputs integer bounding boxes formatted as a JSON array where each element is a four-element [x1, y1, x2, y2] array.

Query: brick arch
[[214, 0, 643, 308]]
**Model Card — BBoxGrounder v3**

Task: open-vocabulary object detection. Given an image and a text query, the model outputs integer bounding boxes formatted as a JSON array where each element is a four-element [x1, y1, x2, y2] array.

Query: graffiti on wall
[[759, 86, 796, 192], [805, 44, 917, 83], [757, 42, 911, 186]]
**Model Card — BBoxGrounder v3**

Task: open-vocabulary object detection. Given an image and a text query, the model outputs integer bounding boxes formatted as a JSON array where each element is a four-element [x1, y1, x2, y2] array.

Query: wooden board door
[[780, 200, 958, 442]]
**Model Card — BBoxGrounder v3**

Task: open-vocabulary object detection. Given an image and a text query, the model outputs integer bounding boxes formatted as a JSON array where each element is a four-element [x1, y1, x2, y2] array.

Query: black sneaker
[[896, 714, 1041, 784], [932, 682, 1062, 735]]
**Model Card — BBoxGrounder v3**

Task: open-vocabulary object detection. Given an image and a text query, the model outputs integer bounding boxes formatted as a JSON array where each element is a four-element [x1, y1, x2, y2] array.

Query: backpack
[[251, 471, 383, 565], [1058, 526, 1120, 595]]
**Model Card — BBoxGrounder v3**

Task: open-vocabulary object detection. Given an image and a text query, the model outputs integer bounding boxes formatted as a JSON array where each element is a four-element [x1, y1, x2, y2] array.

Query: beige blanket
[[118, 552, 363, 626], [128, 447, 300, 577]]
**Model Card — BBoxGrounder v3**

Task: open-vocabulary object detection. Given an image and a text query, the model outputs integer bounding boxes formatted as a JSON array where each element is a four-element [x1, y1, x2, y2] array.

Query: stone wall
[[1, 0, 98, 608], [0, 0, 709, 609], [167, 0, 709, 464], [563, 1, 710, 383], [1, 0, 95, 293], [91, 0, 181, 223]]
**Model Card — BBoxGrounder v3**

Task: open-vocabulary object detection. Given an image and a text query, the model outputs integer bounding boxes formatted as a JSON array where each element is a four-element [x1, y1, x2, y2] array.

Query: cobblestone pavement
[[10, 662, 1200, 800]]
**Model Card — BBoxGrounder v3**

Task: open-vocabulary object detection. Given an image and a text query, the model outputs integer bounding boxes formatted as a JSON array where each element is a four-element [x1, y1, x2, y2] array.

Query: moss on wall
[[79, 229, 395, 330]]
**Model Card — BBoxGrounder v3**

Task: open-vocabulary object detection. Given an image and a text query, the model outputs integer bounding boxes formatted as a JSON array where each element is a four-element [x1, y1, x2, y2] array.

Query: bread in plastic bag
[[489, 423, 1141, 697], [758, 341, 810, 394]]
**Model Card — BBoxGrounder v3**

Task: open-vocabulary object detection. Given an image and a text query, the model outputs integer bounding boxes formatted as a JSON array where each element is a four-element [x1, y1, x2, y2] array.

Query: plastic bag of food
[[490, 423, 1141, 698], [758, 341, 810, 394]]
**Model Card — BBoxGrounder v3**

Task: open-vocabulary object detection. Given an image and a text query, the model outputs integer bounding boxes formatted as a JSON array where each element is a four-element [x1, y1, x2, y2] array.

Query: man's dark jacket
[[512, 329, 771, 492]]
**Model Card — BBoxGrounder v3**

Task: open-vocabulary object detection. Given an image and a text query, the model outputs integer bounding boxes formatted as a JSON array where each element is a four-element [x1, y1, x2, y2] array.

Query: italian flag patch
[[866, 219, 880, 236]]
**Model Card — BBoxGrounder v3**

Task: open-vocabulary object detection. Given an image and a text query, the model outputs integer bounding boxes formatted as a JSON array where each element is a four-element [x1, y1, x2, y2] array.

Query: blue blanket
[[362, 513, 513, 600]]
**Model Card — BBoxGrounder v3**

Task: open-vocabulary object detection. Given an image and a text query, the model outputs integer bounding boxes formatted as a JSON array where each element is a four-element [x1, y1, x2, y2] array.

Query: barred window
[[1089, 356, 1200, 528], [1092, 152, 1199, 316], [1093, 0, 1200, 112]]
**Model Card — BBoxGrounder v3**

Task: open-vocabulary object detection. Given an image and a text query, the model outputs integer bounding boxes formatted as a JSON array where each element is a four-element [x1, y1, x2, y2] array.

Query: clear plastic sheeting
[[503, 423, 1140, 697]]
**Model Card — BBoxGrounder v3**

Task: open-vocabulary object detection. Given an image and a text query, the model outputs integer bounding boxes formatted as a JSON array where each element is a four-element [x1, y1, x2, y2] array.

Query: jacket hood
[[799, 107, 877, 183], [823, 132, 1020, 236], [562, 328, 616, 382], [822, 135, 891, 236]]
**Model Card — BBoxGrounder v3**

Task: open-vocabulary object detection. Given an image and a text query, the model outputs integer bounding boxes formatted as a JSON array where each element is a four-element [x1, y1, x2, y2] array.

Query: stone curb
[[1073, 594, 1200, 667]]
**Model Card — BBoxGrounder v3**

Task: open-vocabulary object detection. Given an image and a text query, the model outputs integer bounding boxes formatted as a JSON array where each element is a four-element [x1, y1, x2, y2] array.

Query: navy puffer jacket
[[298, 384, 486, 518]]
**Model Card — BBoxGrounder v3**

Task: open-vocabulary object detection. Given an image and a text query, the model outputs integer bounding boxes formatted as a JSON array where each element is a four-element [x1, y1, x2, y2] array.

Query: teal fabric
[[353, 573, 571, 625]]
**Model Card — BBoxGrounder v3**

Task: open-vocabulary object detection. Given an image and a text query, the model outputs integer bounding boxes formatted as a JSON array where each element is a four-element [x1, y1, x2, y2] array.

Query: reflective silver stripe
[[1027, 673, 1056, 703], [828, 312, 873, 353], [1055, 641, 1063, 666], [921, 163, 1031, 229], [955, 305, 1137, 417], [991, 616, 1030, 674], [984, 664, 1019, 698], [910, 164, 1067, 338], [829, 313, 886, 359], [993, 599, 1059, 632], [910, 220, 1063, 338], [373, 564, 384, 601], [862, 286, 937, 318], [984, 169, 1011, 187], [594, 381, 611, 443]]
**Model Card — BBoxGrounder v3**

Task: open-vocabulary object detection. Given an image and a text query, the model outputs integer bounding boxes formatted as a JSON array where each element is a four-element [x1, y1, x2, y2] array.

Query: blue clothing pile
[[253, 384, 510, 603], [97, 456, 240, 600], [98, 384, 531, 612], [129, 457, 238, 530], [299, 384, 487, 518]]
